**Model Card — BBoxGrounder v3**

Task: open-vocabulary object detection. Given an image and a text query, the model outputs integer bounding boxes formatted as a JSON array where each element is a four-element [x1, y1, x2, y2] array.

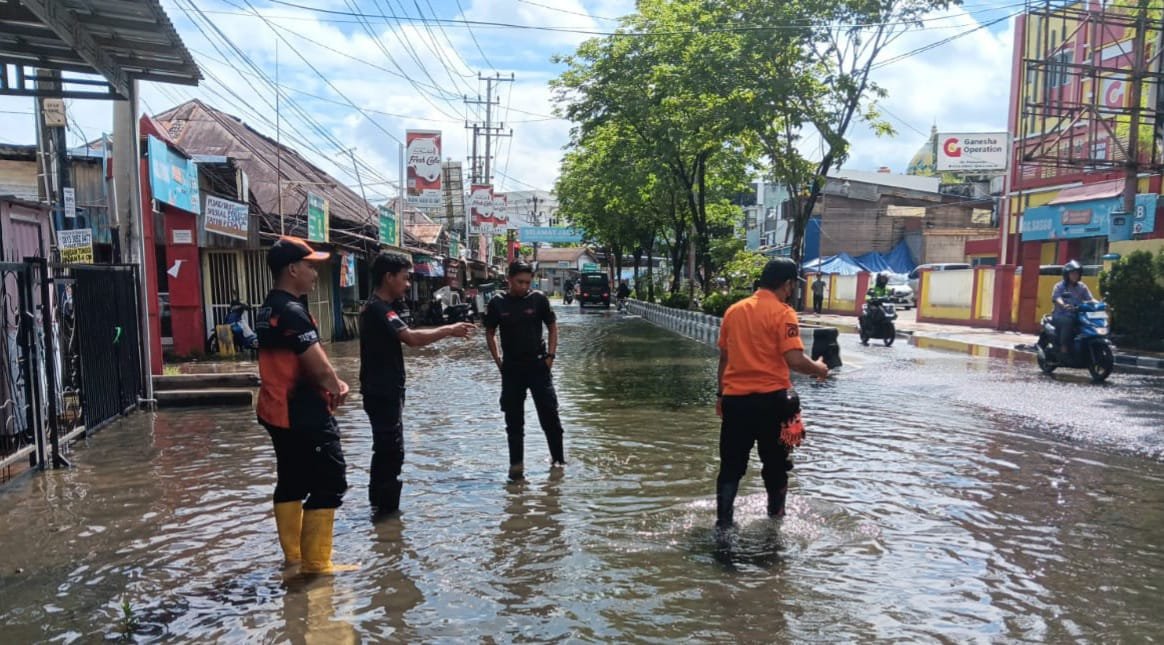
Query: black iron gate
[[69, 265, 143, 431], [0, 259, 53, 475]]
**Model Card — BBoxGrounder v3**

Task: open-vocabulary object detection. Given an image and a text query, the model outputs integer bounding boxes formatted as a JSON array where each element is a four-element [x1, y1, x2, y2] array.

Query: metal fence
[[1, 259, 144, 482]]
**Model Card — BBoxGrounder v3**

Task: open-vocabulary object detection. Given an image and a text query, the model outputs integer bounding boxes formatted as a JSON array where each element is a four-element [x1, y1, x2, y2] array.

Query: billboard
[[406, 130, 442, 209], [936, 133, 1008, 172], [492, 192, 511, 230], [378, 205, 398, 247], [468, 184, 497, 234]]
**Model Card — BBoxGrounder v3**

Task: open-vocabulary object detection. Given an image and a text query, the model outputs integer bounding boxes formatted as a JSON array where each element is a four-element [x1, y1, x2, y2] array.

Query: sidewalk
[[800, 308, 1164, 372]]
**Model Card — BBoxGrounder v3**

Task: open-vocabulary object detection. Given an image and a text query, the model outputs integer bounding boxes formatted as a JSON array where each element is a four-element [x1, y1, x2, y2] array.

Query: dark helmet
[[1062, 260, 1082, 278], [876, 272, 890, 286]]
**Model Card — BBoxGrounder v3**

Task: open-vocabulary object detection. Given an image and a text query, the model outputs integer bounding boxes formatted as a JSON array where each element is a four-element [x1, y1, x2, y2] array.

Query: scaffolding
[[1018, 0, 1164, 185]]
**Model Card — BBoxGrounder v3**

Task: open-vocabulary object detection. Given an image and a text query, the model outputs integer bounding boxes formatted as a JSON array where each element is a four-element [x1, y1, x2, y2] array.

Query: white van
[[907, 263, 972, 296]]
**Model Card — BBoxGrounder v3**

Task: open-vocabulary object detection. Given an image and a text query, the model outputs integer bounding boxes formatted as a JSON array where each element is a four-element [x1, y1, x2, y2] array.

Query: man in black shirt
[[485, 261, 566, 480], [360, 251, 474, 516], [255, 236, 352, 574]]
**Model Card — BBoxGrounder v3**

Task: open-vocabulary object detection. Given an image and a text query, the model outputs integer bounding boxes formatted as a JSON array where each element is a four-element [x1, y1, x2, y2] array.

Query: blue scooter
[[1036, 301, 1114, 383]]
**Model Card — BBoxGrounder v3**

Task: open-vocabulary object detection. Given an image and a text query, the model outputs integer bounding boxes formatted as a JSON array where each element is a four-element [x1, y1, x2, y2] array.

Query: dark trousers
[[364, 391, 405, 512], [264, 417, 347, 510], [716, 391, 797, 525], [500, 360, 565, 465], [1053, 311, 1075, 352], [813, 294, 824, 313]]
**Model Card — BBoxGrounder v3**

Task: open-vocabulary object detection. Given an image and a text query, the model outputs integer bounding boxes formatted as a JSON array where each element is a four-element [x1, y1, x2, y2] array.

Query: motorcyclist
[[1052, 260, 1095, 355], [563, 278, 575, 304], [616, 280, 631, 309], [866, 272, 891, 300]]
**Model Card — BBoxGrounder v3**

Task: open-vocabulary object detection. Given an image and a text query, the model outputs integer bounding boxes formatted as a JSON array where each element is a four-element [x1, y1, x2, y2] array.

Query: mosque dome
[[906, 125, 938, 177]]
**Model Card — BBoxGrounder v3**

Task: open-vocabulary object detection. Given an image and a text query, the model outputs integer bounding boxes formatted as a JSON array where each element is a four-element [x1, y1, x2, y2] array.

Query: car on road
[[885, 273, 915, 309], [907, 263, 972, 296], [578, 272, 611, 308]]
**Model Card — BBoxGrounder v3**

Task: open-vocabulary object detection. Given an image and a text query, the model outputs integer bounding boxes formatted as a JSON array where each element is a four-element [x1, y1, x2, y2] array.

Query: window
[[1048, 51, 1072, 89]]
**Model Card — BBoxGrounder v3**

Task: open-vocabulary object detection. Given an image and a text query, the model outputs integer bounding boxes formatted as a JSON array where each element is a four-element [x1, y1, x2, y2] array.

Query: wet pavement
[[2, 306, 1164, 641]]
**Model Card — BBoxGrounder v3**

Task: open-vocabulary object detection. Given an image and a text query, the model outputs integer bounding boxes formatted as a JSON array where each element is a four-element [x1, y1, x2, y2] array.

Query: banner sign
[[519, 226, 583, 244], [203, 194, 249, 240], [307, 192, 329, 242], [147, 135, 200, 214], [492, 192, 511, 230], [378, 205, 398, 247], [63, 187, 76, 219], [936, 132, 1009, 172], [469, 184, 497, 234], [1022, 193, 1158, 242], [406, 130, 442, 208], [449, 235, 459, 258], [57, 228, 93, 264]]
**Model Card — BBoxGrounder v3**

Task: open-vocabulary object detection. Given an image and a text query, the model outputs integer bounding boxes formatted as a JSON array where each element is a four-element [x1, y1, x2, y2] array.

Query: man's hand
[[449, 322, 475, 338], [812, 357, 829, 381], [545, 355, 555, 369], [331, 379, 350, 411]]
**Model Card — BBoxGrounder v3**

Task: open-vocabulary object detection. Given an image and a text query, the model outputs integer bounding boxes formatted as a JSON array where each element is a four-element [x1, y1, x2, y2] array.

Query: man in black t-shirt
[[360, 251, 474, 515], [485, 261, 566, 481], [256, 236, 352, 574]]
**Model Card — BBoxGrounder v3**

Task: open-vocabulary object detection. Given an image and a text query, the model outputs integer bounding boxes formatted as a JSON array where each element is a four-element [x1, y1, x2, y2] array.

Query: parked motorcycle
[[431, 286, 472, 325], [858, 296, 897, 347], [1036, 301, 1114, 383], [226, 300, 259, 351]]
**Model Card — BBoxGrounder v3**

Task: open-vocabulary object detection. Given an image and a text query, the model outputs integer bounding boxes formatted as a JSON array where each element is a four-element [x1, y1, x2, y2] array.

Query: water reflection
[[1, 309, 1164, 641]]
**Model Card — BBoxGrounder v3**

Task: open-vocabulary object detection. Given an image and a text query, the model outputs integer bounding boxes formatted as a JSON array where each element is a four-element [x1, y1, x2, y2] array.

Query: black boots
[[716, 480, 740, 528], [767, 486, 788, 519]]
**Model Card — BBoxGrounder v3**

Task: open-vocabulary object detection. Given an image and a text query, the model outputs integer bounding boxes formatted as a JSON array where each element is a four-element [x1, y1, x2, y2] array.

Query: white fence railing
[[626, 300, 721, 347]]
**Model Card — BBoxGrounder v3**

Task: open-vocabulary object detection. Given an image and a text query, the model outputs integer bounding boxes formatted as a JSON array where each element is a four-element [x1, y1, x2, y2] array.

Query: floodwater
[[2, 307, 1164, 642]]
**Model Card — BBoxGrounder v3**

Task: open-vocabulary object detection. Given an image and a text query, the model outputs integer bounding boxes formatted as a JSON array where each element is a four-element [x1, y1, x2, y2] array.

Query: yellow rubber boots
[[273, 501, 303, 565], [300, 508, 358, 574]]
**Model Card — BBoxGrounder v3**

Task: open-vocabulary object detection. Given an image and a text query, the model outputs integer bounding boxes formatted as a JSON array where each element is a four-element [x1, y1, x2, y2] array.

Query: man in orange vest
[[715, 257, 829, 530], [255, 236, 354, 574]]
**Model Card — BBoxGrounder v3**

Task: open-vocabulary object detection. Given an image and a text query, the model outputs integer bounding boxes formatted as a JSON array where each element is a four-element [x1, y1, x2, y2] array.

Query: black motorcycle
[[564, 290, 574, 305], [858, 296, 897, 347]]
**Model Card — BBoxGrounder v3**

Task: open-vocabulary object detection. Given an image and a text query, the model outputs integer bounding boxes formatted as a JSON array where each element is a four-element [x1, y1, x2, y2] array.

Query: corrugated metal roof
[[0, 0, 201, 98], [153, 100, 408, 249], [832, 169, 942, 195]]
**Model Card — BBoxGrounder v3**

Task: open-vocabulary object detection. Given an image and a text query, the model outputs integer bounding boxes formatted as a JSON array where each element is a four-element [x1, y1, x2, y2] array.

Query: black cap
[[758, 257, 805, 289], [267, 236, 330, 274]]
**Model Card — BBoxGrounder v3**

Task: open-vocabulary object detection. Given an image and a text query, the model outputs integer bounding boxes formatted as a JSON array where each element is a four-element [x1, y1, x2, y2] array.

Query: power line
[[260, 0, 1030, 35], [515, 0, 622, 22], [454, 0, 496, 71]]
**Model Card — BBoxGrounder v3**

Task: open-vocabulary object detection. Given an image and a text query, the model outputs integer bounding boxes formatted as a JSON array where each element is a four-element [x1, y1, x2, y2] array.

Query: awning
[[1048, 179, 1124, 205]]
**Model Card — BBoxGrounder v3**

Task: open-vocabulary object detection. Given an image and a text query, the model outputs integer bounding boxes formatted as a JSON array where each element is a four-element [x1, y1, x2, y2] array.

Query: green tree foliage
[[1100, 250, 1164, 349]]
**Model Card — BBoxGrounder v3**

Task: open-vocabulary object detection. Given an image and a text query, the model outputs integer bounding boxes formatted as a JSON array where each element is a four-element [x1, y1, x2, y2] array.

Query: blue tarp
[[803, 241, 916, 275], [883, 240, 916, 274], [801, 252, 865, 276]]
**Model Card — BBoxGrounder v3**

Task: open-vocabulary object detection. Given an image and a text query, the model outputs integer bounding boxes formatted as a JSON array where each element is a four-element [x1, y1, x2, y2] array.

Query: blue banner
[[1022, 194, 1157, 242], [519, 226, 583, 244], [147, 135, 200, 215]]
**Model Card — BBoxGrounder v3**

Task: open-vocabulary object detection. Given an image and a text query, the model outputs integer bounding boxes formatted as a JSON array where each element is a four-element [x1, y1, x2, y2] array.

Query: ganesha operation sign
[[936, 132, 1009, 172]]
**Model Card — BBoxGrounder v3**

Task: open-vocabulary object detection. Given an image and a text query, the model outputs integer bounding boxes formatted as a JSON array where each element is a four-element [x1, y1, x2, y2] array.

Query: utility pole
[[1122, 0, 1149, 216], [465, 73, 514, 266], [464, 73, 513, 186]]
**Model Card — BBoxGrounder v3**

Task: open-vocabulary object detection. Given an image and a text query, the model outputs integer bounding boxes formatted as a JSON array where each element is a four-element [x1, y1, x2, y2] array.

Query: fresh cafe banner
[[492, 192, 511, 230], [469, 184, 496, 234], [406, 130, 442, 209]]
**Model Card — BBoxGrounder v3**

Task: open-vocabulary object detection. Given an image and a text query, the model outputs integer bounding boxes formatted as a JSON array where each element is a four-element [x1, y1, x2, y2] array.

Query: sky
[[0, 0, 1018, 203]]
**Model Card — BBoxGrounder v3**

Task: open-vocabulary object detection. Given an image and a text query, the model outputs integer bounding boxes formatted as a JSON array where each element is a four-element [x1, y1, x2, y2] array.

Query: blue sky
[[0, 0, 1017, 200]]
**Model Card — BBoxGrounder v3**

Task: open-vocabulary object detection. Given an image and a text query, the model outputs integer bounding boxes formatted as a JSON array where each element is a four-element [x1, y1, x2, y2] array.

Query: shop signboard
[[57, 228, 93, 264], [307, 192, 329, 243], [147, 135, 200, 214], [203, 194, 249, 240]]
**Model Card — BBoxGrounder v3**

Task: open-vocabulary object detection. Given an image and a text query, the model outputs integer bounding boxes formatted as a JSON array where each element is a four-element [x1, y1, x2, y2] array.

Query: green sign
[[449, 236, 459, 258], [378, 205, 398, 247], [307, 192, 329, 242], [582, 263, 600, 272]]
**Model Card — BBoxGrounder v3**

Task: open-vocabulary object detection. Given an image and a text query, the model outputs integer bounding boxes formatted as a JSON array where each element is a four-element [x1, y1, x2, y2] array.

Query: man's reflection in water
[[280, 576, 357, 645], [367, 515, 425, 640], [491, 471, 567, 619]]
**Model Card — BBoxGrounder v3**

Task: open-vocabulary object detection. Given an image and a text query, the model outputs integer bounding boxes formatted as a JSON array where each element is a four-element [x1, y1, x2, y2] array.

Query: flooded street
[[2, 307, 1164, 641]]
